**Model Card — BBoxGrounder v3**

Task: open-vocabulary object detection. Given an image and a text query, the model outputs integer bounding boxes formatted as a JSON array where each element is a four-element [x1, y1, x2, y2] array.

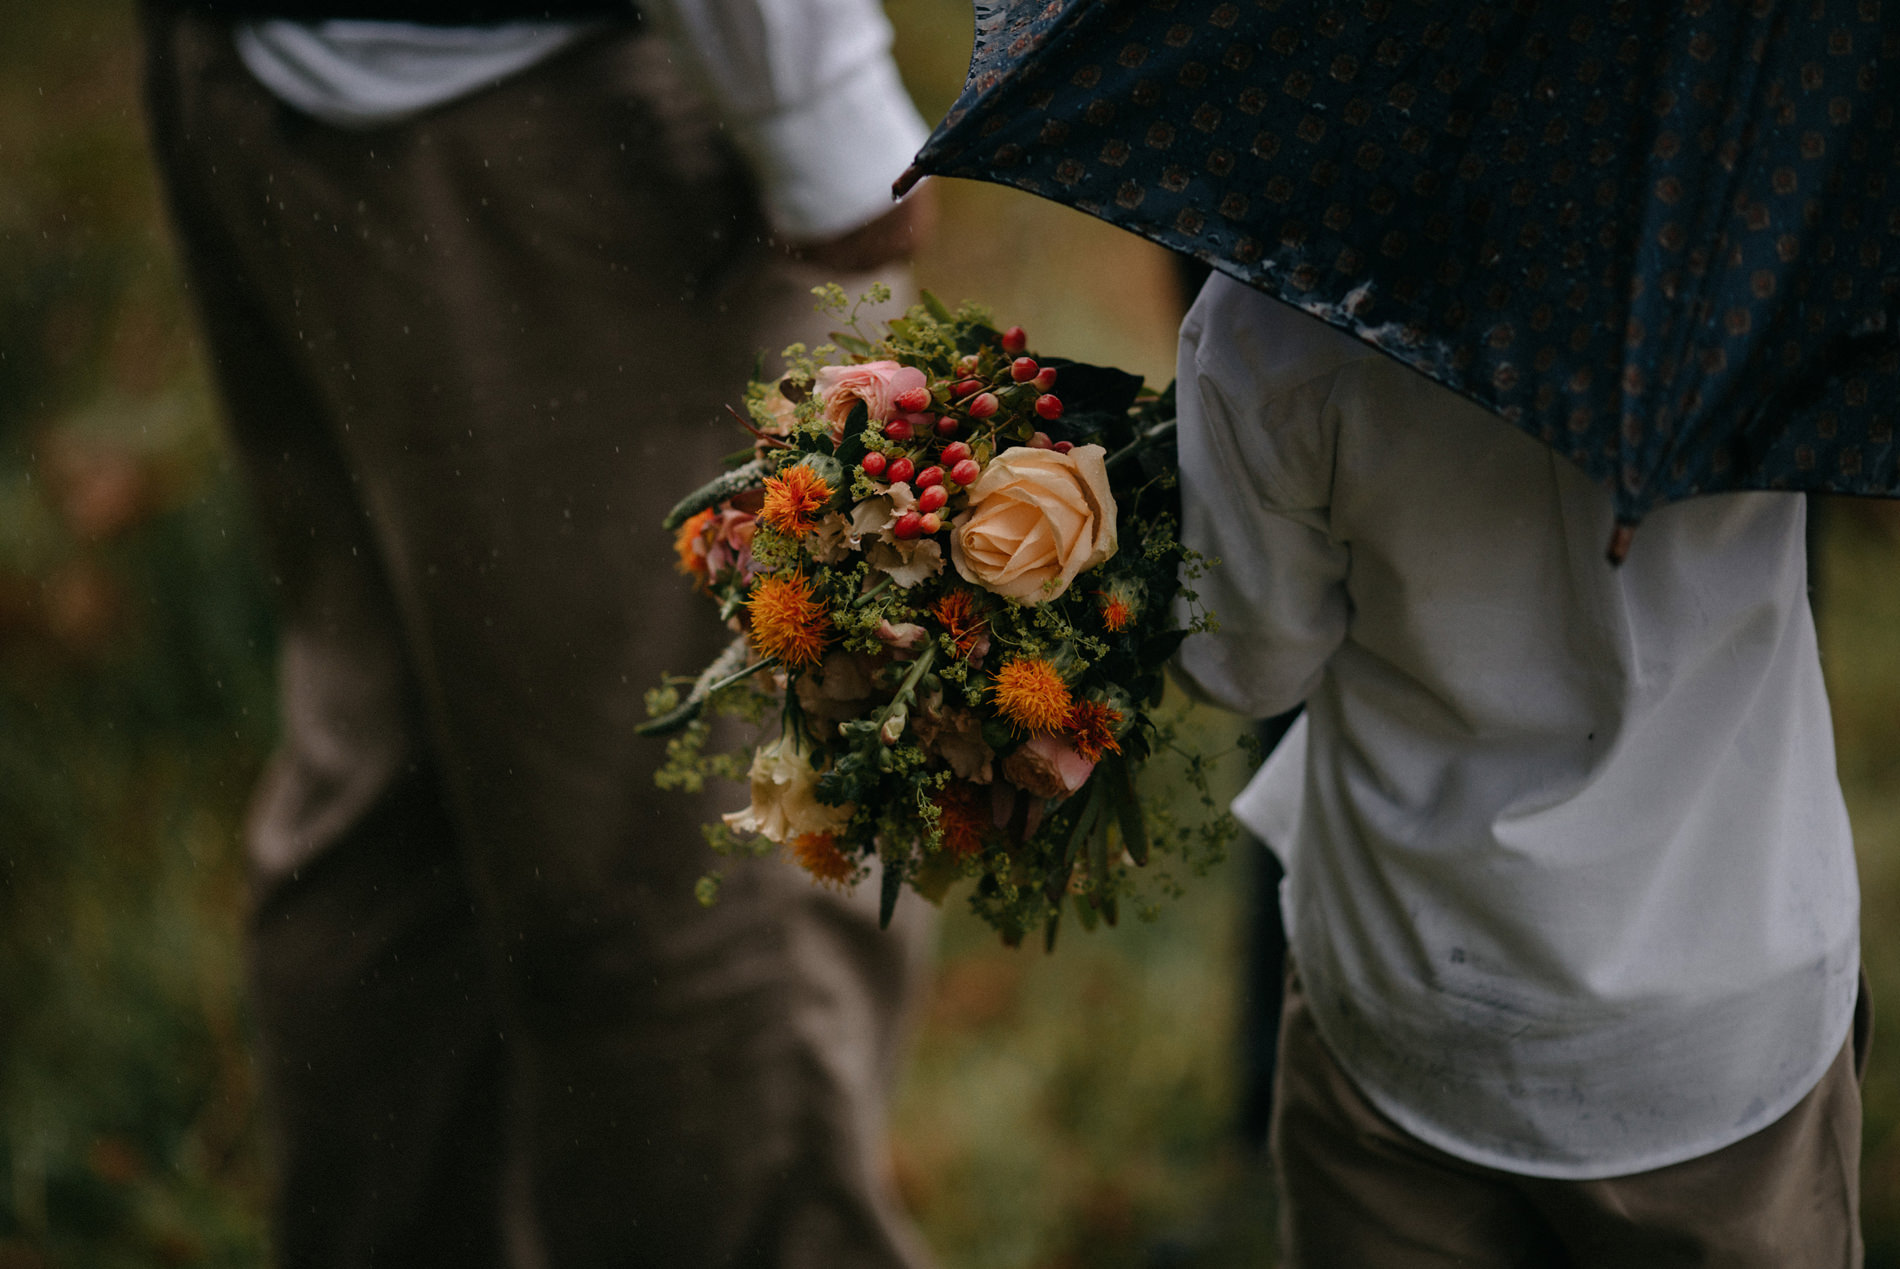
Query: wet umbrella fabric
[[901, 0, 1900, 538]]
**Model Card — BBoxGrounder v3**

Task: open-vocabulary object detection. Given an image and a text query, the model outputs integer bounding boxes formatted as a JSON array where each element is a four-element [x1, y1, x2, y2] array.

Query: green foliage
[[647, 290, 1243, 943], [11, 5, 1900, 1267]]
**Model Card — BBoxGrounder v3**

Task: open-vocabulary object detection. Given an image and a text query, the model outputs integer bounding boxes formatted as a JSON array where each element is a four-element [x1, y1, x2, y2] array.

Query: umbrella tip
[[892, 164, 924, 199], [1605, 520, 1637, 567]]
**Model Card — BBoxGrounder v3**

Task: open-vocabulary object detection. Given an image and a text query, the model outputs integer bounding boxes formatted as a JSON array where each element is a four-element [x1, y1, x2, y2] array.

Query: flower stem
[[634, 637, 770, 737], [875, 644, 939, 727], [711, 656, 776, 694], [1104, 418, 1177, 473]]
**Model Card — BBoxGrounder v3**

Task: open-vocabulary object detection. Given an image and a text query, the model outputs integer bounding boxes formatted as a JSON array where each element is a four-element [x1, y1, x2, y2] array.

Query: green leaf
[[920, 290, 953, 322], [835, 409, 870, 469], [908, 849, 965, 904], [879, 854, 904, 930], [634, 634, 759, 736], [1062, 782, 1104, 873], [660, 456, 772, 530], [1109, 757, 1149, 865], [1039, 358, 1146, 419], [1048, 780, 1106, 907], [1139, 628, 1191, 667], [1087, 798, 1110, 886], [833, 331, 873, 357]]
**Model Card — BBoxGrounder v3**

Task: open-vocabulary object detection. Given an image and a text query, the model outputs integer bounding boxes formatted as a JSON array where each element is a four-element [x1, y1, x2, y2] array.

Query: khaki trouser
[[1273, 964, 1869, 1268], [142, 10, 934, 1267]]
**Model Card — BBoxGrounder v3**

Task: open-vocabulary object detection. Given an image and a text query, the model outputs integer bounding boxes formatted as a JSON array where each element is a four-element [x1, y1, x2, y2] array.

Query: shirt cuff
[[732, 56, 930, 241]]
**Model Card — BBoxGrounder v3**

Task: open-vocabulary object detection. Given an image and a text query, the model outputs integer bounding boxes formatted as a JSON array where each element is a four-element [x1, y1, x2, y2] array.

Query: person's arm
[[639, 0, 933, 261], [1172, 283, 1353, 720]]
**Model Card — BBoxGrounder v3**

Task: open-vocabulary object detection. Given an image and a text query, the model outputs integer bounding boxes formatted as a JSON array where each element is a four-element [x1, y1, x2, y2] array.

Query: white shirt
[[1175, 272, 1859, 1178], [233, 0, 928, 239]]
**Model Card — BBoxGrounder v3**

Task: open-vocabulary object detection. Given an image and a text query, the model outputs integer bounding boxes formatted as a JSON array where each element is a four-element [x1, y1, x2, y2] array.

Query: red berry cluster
[[858, 326, 1071, 540]]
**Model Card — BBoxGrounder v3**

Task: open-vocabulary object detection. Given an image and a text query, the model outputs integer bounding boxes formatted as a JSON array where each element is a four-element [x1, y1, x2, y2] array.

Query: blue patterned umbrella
[[898, 0, 1900, 556]]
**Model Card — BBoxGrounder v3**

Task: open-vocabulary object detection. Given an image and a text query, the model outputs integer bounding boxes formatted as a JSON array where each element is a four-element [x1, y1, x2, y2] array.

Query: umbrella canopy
[[900, 0, 1900, 542]]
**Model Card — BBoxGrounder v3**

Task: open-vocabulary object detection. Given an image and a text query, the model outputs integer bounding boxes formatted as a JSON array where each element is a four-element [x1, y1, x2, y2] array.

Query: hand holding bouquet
[[644, 287, 1236, 946]]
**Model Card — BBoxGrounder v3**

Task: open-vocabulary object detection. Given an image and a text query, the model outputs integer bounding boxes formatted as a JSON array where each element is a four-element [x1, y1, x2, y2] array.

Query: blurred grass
[[2, 2, 1898, 1267], [1821, 502, 1900, 1269], [2, 7, 277, 1264]]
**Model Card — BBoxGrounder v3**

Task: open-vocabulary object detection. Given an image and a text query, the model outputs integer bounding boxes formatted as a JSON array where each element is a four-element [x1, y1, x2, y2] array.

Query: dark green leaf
[[1140, 628, 1191, 666], [661, 456, 772, 530], [1063, 782, 1104, 872], [1087, 800, 1110, 886], [1110, 757, 1150, 865], [836, 424, 869, 469], [634, 634, 756, 736], [1039, 358, 1146, 420], [957, 323, 1002, 356], [879, 854, 904, 930]]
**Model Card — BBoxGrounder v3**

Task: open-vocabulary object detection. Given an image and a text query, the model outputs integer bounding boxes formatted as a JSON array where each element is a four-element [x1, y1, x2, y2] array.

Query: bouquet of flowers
[[643, 286, 1237, 946]]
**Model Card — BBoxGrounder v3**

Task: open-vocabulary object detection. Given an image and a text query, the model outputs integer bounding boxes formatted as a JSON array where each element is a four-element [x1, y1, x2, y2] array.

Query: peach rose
[[813, 361, 929, 428], [950, 444, 1117, 603]]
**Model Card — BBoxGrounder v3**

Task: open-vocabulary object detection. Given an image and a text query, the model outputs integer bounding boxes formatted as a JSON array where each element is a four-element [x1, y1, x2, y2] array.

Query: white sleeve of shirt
[[234, 1, 931, 242], [1172, 276, 1354, 720], [640, 0, 931, 240]]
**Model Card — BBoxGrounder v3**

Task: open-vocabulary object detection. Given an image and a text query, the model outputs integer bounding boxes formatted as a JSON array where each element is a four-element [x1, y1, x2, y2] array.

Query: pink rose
[[1001, 733, 1096, 800], [875, 619, 931, 652], [814, 361, 929, 429], [702, 508, 758, 583]]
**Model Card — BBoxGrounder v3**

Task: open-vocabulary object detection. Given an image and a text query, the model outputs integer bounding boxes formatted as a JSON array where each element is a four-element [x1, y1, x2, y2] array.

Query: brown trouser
[[1273, 965, 1869, 1268], [141, 11, 933, 1268]]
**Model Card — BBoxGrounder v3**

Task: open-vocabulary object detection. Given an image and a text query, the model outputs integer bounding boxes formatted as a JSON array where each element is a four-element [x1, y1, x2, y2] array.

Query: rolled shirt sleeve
[[643, 0, 931, 240], [1173, 274, 1354, 720]]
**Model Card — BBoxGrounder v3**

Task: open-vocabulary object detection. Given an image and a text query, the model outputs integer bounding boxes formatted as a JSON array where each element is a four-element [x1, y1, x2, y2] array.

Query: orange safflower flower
[[990, 656, 1073, 734], [674, 507, 715, 579], [748, 573, 832, 667], [932, 781, 990, 860], [789, 832, 855, 886], [759, 464, 832, 536], [930, 588, 990, 658], [1066, 699, 1124, 763], [1098, 591, 1133, 633]]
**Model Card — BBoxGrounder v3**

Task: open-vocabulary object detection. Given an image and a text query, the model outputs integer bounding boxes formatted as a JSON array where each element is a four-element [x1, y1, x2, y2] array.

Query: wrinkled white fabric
[[234, 20, 596, 127], [234, 0, 927, 238], [1175, 272, 1859, 1179]]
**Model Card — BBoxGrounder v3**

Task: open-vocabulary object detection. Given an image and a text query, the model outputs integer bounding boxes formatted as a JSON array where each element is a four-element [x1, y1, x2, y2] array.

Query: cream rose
[[813, 361, 928, 428], [722, 733, 852, 844], [950, 444, 1117, 603]]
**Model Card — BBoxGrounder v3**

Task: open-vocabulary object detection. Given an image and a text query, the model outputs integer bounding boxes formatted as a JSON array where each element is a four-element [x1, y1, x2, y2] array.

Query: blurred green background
[[3, 3, 1898, 1266]]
